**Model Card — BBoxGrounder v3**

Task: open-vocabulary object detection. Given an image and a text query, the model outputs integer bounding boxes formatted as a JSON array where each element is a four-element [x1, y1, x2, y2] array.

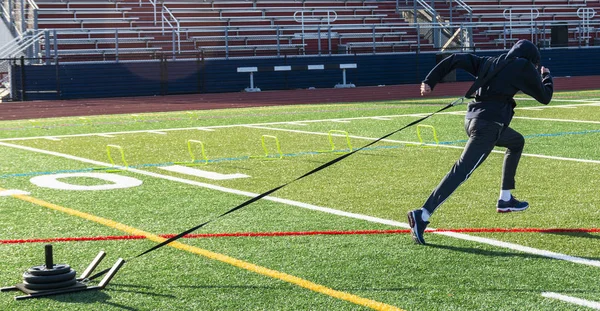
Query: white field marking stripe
[[0, 189, 30, 196], [542, 292, 600, 309], [0, 112, 429, 141], [442, 108, 600, 125], [147, 131, 168, 135], [4, 141, 600, 269], [158, 165, 250, 180], [244, 125, 600, 164], [514, 116, 600, 124], [371, 117, 392, 121], [243, 125, 418, 145], [514, 97, 600, 103], [521, 152, 600, 165], [44, 137, 61, 141], [437, 232, 600, 267], [3, 101, 599, 142], [96, 134, 115, 138]]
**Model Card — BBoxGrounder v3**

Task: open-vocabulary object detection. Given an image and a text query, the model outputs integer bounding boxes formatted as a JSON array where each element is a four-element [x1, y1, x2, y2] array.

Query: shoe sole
[[497, 204, 529, 213], [407, 211, 426, 245]]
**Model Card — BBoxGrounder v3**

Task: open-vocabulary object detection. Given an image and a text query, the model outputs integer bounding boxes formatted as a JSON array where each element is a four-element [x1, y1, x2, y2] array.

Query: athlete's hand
[[420, 83, 432, 96], [541, 66, 550, 75]]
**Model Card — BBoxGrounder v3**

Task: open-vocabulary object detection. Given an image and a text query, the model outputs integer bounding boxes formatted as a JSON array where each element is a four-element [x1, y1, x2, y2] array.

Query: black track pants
[[422, 118, 525, 215]]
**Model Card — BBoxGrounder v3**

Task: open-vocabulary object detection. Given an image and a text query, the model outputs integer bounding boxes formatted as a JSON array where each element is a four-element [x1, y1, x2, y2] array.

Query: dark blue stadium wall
[[11, 47, 600, 101]]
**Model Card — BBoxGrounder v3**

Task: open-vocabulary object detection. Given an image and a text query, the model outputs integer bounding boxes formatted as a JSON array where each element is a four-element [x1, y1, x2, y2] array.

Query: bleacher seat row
[[11, 0, 600, 60]]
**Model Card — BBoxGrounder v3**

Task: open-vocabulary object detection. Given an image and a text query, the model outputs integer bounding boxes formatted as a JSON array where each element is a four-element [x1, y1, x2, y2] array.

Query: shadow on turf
[[543, 231, 600, 260], [181, 284, 284, 291], [40, 290, 139, 311], [426, 243, 551, 260], [429, 242, 600, 261], [544, 231, 600, 241], [49, 283, 178, 310], [105, 283, 176, 298]]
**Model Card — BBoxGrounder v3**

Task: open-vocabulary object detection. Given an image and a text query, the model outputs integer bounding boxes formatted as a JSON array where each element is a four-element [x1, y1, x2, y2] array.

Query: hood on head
[[506, 39, 540, 66]]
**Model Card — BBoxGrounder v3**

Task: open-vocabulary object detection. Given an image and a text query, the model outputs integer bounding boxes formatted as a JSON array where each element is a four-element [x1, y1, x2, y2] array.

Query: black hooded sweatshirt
[[422, 40, 553, 126]]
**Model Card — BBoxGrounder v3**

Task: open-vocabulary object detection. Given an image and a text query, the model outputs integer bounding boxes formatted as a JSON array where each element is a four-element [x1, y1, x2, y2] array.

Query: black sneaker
[[496, 195, 529, 213], [407, 209, 430, 245]]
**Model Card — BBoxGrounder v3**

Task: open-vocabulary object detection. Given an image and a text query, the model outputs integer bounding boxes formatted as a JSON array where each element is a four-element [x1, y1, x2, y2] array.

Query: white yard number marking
[[30, 173, 143, 191]]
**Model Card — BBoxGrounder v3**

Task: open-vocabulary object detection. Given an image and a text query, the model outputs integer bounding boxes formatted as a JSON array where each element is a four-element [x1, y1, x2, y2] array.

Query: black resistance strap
[[88, 97, 466, 281]]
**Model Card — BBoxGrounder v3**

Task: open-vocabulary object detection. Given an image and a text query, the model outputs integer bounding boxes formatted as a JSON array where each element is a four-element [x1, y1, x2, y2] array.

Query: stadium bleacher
[[1, 0, 600, 60], [25, 0, 424, 59], [2, 0, 600, 101], [443, 0, 600, 48]]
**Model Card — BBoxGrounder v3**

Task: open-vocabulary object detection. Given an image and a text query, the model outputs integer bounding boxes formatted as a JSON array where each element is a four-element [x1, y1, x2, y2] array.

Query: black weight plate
[[27, 264, 71, 276], [23, 278, 77, 290], [23, 269, 76, 284]]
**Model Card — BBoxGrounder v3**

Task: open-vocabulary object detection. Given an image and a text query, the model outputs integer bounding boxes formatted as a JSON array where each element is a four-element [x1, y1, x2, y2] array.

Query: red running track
[[1, 76, 599, 121]]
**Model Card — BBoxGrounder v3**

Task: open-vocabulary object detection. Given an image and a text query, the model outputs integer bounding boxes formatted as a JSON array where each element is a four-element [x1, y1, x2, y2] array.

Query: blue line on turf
[[4, 129, 599, 179]]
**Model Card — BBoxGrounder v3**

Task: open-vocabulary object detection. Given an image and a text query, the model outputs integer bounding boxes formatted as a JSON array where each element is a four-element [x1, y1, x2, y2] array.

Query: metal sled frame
[[0, 251, 124, 300]]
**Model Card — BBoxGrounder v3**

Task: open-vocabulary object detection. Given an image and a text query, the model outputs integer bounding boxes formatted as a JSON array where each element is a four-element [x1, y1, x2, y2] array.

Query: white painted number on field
[[158, 165, 250, 180], [30, 173, 143, 191]]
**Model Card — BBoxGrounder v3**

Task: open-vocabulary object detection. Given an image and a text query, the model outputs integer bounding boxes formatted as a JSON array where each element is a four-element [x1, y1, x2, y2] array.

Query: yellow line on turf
[[5, 189, 404, 311]]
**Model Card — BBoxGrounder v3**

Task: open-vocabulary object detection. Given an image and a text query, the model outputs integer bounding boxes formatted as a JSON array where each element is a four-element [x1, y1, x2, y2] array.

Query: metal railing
[[160, 6, 181, 54], [452, 0, 472, 24], [415, 0, 437, 20], [1, 0, 10, 24], [0, 28, 43, 59], [454, 0, 472, 15], [577, 7, 596, 46], [144, 0, 158, 26], [503, 8, 540, 42], [0, 28, 43, 99], [2, 0, 39, 35], [293, 10, 338, 53], [141, 0, 180, 54]]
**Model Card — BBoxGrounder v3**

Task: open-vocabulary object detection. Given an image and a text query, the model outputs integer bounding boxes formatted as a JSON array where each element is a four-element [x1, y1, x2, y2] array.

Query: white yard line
[[0, 189, 30, 196], [520, 153, 600, 165], [2, 101, 599, 142], [0, 113, 420, 142], [245, 125, 600, 165], [158, 165, 249, 180], [515, 97, 600, 104], [514, 116, 600, 125], [2, 141, 600, 269], [243, 125, 419, 145], [147, 131, 168, 135], [371, 117, 392, 121], [542, 292, 600, 309]]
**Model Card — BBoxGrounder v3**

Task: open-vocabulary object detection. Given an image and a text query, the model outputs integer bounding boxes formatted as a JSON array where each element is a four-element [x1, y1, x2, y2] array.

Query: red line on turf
[[2, 228, 600, 245]]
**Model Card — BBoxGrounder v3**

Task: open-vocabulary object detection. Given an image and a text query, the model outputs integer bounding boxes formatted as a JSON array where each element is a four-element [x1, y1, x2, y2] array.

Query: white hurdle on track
[[237, 63, 357, 92]]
